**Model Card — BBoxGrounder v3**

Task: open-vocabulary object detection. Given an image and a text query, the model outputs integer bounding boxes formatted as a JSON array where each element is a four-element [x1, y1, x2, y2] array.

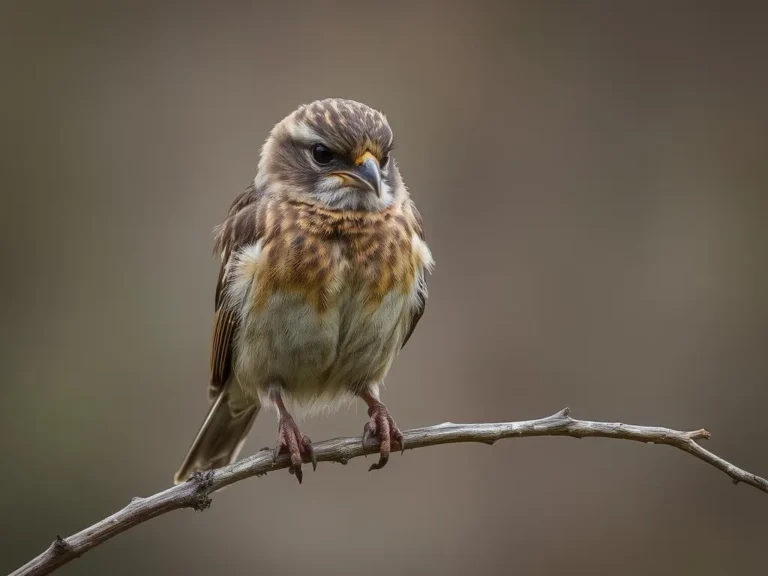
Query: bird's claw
[[362, 401, 404, 471], [273, 414, 316, 484]]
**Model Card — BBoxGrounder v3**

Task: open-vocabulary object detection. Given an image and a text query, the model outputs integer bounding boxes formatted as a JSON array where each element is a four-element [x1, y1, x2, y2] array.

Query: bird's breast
[[246, 200, 424, 316]]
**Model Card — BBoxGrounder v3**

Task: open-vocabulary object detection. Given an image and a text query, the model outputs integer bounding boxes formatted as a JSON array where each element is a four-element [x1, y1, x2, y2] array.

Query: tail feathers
[[174, 390, 260, 485]]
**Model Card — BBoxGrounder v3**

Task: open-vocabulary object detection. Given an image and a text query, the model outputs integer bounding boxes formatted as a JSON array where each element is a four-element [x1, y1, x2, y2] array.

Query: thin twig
[[10, 408, 767, 576]]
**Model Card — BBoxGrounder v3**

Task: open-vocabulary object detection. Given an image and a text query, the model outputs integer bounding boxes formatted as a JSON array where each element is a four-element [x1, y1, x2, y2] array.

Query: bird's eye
[[380, 154, 390, 169], [311, 144, 334, 165]]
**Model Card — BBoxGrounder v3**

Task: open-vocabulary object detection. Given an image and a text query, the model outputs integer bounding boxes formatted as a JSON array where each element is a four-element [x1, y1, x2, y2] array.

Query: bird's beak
[[333, 151, 382, 197]]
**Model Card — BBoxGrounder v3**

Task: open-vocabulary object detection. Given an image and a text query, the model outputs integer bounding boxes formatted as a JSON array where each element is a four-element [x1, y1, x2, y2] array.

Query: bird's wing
[[401, 202, 428, 349], [208, 183, 265, 398]]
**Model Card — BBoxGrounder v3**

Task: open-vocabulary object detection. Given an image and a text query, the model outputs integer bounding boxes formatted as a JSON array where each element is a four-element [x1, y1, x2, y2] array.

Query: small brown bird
[[174, 98, 434, 484]]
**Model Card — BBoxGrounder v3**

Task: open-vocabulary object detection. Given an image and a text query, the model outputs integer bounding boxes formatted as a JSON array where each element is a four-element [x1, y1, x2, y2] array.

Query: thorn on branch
[[51, 536, 71, 555]]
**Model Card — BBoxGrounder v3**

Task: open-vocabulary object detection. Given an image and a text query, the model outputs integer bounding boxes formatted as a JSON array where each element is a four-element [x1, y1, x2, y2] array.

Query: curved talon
[[303, 436, 317, 471], [394, 428, 405, 455], [368, 453, 389, 472], [362, 421, 376, 449], [274, 415, 315, 484], [360, 400, 402, 472], [272, 441, 281, 465]]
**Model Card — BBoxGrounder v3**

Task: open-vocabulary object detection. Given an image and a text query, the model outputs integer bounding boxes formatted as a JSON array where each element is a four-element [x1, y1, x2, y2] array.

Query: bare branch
[[11, 408, 767, 576]]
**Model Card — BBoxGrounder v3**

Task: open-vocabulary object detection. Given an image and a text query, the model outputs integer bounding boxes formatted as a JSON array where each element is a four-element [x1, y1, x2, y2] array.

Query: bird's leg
[[359, 389, 404, 471], [270, 387, 316, 484]]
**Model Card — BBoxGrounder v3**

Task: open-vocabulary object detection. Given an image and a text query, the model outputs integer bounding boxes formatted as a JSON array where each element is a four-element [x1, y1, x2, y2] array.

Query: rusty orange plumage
[[248, 197, 424, 314]]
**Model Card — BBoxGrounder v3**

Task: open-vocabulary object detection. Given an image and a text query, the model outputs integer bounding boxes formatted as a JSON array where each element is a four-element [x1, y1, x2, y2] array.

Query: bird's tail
[[174, 389, 260, 485]]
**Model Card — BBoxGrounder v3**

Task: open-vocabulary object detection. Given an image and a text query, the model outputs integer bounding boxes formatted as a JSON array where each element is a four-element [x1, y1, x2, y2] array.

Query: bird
[[174, 98, 434, 484]]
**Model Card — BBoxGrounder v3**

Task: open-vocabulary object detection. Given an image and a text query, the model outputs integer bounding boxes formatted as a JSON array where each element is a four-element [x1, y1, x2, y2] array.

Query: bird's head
[[255, 98, 403, 211]]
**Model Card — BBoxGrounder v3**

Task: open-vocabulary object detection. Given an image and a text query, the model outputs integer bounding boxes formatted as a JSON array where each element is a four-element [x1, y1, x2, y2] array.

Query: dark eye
[[380, 154, 390, 169], [311, 143, 334, 165]]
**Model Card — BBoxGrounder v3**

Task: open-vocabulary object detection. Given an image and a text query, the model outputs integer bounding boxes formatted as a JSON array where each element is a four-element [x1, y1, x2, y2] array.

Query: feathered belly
[[232, 283, 412, 409]]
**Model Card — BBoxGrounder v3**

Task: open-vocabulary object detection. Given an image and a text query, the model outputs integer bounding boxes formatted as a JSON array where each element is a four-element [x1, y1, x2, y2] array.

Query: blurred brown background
[[2, 1, 767, 574]]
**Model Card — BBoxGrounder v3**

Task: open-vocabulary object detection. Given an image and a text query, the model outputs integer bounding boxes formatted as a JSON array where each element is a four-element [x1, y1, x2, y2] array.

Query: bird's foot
[[362, 401, 404, 471], [273, 414, 316, 484]]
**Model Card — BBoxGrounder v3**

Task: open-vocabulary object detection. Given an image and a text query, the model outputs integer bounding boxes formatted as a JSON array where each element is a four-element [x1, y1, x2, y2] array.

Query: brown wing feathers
[[208, 183, 265, 397], [401, 202, 428, 349]]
